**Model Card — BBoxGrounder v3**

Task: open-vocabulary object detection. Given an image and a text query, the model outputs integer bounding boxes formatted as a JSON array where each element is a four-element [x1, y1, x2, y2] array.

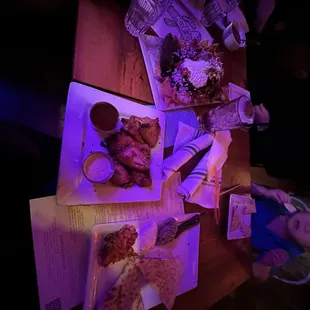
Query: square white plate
[[139, 34, 222, 112], [56, 82, 165, 205], [227, 194, 255, 240], [83, 213, 200, 310]]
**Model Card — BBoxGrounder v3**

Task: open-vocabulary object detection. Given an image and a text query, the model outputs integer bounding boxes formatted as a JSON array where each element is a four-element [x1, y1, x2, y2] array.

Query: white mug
[[223, 21, 245, 51]]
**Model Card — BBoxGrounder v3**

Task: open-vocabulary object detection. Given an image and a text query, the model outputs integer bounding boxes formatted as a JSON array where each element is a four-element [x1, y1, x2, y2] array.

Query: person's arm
[[252, 249, 290, 281], [251, 183, 291, 204], [251, 183, 270, 197]]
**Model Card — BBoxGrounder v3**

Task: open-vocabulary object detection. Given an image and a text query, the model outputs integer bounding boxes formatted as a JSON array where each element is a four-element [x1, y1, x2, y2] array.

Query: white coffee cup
[[223, 21, 245, 51]]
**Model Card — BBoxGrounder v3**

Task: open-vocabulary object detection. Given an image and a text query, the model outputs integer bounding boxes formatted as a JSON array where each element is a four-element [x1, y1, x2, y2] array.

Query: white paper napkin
[[178, 131, 232, 208], [162, 122, 214, 181], [206, 131, 232, 181], [228, 82, 251, 100]]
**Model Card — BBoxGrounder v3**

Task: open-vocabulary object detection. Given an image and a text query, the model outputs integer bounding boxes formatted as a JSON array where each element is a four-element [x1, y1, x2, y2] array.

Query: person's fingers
[[283, 193, 291, 203], [275, 192, 282, 204], [276, 190, 290, 204]]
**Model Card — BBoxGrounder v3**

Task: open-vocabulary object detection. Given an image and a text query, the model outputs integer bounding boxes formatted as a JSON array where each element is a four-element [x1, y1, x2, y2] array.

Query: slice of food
[[136, 258, 182, 310], [98, 224, 138, 267], [131, 170, 152, 187], [111, 162, 132, 188], [231, 207, 241, 231], [156, 218, 178, 245], [139, 117, 160, 148], [98, 258, 143, 310]]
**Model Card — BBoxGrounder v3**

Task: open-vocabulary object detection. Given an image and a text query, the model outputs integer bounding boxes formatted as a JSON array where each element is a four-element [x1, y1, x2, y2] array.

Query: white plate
[[227, 194, 254, 240], [56, 82, 166, 205], [83, 213, 200, 310], [139, 34, 222, 112]]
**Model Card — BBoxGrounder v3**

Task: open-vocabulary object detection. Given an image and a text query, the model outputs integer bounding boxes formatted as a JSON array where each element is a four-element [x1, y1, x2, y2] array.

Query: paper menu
[[152, 0, 213, 43], [30, 173, 183, 310]]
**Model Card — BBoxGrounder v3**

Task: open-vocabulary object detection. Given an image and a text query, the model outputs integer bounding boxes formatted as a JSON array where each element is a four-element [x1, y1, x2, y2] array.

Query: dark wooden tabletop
[[74, 0, 252, 309]]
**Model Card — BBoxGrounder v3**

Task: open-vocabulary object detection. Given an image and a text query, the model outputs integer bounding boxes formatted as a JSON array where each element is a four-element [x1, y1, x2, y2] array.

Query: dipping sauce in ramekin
[[90, 102, 119, 137], [82, 152, 115, 184]]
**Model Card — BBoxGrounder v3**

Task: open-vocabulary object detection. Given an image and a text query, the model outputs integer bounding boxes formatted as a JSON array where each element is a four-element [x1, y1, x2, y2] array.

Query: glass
[[199, 96, 254, 132], [201, 0, 240, 27], [125, 0, 173, 37]]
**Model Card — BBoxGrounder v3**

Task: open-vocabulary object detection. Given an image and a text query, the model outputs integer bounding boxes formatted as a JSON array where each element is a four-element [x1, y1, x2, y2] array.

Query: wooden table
[[74, 0, 252, 309]]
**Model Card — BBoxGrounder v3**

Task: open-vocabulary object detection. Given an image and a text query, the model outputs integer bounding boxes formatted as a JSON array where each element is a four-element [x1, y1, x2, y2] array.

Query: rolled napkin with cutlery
[[178, 131, 232, 211], [178, 151, 210, 200], [163, 122, 214, 180]]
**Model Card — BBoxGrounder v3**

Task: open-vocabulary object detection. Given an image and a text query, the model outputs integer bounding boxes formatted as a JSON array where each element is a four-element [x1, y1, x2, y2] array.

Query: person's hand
[[254, 104, 270, 124], [252, 262, 270, 282], [266, 188, 291, 204]]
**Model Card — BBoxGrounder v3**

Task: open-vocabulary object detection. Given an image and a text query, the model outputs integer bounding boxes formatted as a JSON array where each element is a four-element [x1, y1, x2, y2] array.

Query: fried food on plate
[[139, 117, 160, 148], [105, 114, 161, 187], [115, 145, 150, 171], [121, 116, 145, 144], [136, 258, 183, 310], [131, 170, 152, 187], [98, 258, 143, 310], [98, 224, 138, 267], [111, 162, 132, 188], [133, 140, 151, 160], [121, 116, 160, 148], [106, 133, 150, 171], [106, 132, 135, 154]]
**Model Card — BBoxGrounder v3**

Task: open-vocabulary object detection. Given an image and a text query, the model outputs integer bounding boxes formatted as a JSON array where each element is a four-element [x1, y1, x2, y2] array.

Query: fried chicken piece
[[115, 145, 150, 171], [111, 162, 132, 188], [121, 116, 145, 144], [121, 116, 161, 148], [98, 224, 138, 267], [139, 117, 160, 148], [133, 140, 151, 159], [106, 133, 150, 171], [106, 132, 134, 154], [131, 170, 152, 187]]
